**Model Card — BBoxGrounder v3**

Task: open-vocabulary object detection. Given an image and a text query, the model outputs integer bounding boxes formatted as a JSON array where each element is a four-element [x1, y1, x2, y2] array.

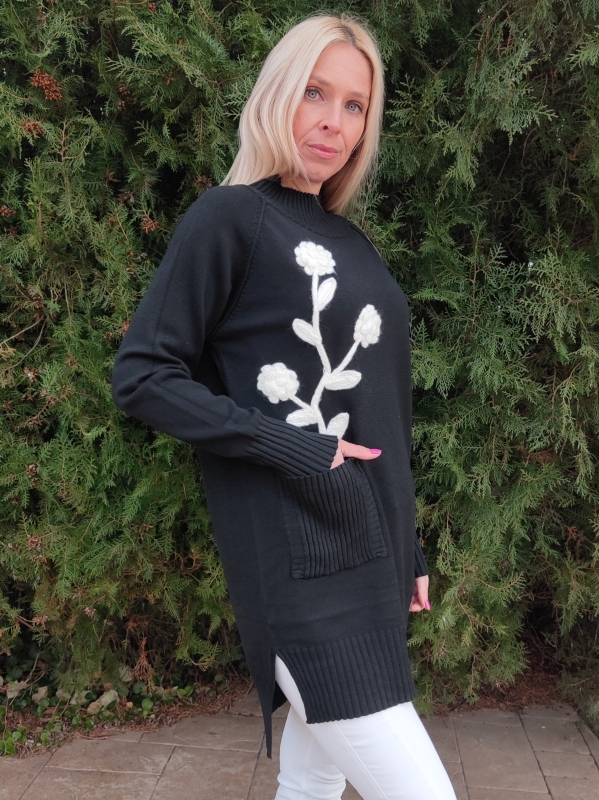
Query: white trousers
[[274, 655, 457, 800]]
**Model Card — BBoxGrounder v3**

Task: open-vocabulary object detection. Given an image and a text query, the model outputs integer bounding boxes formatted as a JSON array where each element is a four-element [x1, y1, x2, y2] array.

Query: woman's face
[[281, 42, 372, 195]]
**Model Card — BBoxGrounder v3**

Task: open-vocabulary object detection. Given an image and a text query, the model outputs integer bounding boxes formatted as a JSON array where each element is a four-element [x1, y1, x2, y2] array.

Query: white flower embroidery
[[294, 241, 336, 276], [354, 304, 381, 347], [257, 363, 299, 403], [257, 241, 382, 439]]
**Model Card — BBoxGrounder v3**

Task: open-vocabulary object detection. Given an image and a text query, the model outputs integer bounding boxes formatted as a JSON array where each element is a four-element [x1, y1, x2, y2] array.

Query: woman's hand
[[409, 575, 431, 612], [330, 439, 382, 469]]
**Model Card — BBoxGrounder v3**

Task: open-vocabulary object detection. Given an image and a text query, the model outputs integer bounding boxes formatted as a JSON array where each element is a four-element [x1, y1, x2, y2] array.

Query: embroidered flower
[[256, 241, 382, 438], [294, 241, 336, 276], [257, 363, 300, 403], [353, 304, 381, 347]]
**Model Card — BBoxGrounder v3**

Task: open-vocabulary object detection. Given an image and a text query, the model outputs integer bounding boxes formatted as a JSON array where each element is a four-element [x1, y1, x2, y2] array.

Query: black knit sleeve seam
[[145, 190, 260, 375], [209, 192, 266, 338], [147, 207, 198, 372]]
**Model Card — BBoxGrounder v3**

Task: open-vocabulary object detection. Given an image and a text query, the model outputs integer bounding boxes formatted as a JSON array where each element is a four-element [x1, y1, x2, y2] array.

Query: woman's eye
[[305, 88, 320, 100], [347, 101, 362, 113]]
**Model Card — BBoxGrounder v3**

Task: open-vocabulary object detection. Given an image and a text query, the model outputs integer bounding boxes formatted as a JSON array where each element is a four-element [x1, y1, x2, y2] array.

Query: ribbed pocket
[[277, 459, 387, 579]]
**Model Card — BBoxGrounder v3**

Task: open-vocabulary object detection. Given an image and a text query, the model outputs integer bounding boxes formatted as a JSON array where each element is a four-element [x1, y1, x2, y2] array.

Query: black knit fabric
[[278, 625, 415, 722], [278, 458, 387, 579], [111, 177, 429, 758]]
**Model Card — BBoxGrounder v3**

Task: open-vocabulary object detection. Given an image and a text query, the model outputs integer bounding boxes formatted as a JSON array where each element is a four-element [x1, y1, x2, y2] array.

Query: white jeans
[[274, 655, 457, 800]]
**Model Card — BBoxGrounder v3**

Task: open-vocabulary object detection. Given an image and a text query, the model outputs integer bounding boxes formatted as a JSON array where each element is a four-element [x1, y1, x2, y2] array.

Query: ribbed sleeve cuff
[[414, 535, 429, 578], [246, 415, 339, 477]]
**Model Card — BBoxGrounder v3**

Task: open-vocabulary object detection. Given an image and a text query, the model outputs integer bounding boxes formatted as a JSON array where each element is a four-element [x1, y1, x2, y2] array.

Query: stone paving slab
[[1, 695, 598, 799], [521, 717, 590, 754], [140, 712, 264, 752], [0, 752, 50, 800], [22, 769, 159, 800], [520, 704, 578, 721], [106, 729, 144, 743], [229, 690, 289, 718], [537, 750, 599, 779], [228, 691, 263, 717], [443, 760, 469, 800], [468, 791, 550, 799], [454, 718, 549, 793], [45, 737, 173, 773], [545, 775, 599, 799], [450, 709, 522, 726], [580, 722, 599, 767], [422, 716, 461, 763], [151, 745, 257, 800]]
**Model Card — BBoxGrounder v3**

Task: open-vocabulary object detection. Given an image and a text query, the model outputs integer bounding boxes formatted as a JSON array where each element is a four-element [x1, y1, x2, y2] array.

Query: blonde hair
[[221, 14, 385, 215]]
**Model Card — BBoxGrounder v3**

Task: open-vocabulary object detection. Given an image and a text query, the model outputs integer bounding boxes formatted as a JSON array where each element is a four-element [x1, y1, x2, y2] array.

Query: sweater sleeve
[[111, 186, 339, 478], [414, 530, 429, 578]]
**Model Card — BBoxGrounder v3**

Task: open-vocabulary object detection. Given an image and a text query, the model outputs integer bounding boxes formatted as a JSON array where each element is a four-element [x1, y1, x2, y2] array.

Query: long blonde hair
[[221, 14, 385, 215]]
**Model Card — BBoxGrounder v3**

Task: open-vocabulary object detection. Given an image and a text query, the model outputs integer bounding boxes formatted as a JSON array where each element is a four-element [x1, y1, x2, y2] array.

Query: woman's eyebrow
[[309, 75, 370, 101]]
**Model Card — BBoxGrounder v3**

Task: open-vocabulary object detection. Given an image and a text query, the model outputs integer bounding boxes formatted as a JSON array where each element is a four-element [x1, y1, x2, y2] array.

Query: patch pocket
[[277, 458, 388, 579]]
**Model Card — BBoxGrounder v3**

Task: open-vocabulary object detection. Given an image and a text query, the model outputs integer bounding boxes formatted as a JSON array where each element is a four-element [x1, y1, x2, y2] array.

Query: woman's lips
[[306, 144, 340, 160]]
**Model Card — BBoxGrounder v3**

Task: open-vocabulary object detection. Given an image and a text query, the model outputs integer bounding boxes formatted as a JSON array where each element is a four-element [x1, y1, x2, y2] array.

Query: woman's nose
[[321, 122, 341, 135], [319, 107, 342, 135]]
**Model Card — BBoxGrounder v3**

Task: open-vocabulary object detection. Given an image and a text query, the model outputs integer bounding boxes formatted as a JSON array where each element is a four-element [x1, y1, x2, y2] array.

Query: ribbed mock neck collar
[[250, 178, 349, 237]]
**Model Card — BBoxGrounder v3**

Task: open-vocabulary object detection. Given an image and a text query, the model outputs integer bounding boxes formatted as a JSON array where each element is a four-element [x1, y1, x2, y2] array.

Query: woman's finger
[[339, 440, 382, 460], [410, 577, 431, 612], [330, 442, 345, 469], [416, 575, 431, 611], [409, 581, 423, 612]]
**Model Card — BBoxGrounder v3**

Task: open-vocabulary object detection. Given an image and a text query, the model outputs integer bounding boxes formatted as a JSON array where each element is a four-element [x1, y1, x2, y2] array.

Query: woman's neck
[[279, 175, 322, 195]]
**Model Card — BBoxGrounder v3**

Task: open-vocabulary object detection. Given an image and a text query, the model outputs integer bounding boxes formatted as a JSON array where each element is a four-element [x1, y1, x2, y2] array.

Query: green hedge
[[1, 0, 598, 716]]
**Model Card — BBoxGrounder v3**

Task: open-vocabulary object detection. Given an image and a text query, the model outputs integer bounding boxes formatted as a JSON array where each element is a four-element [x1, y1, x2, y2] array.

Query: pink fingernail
[[425, 600, 431, 611], [370, 449, 382, 454]]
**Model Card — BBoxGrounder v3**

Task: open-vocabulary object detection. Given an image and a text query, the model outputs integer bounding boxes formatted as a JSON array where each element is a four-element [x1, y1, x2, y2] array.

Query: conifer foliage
[[1, 0, 598, 711]]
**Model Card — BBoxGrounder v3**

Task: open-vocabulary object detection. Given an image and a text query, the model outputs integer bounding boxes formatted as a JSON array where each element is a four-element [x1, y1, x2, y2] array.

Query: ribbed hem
[[415, 534, 429, 578], [250, 178, 349, 237], [278, 459, 387, 579], [277, 626, 416, 723], [246, 415, 339, 477]]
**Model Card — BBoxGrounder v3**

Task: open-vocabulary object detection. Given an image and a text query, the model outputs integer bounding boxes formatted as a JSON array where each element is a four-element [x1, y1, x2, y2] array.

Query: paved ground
[[0, 691, 598, 799]]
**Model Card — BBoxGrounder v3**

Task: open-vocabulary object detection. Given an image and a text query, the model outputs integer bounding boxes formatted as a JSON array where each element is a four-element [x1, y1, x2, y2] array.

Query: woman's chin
[[301, 161, 347, 186]]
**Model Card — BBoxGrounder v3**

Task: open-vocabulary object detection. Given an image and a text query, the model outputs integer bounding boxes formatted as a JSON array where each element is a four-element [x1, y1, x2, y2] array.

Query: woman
[[111, 13, 456, 800]]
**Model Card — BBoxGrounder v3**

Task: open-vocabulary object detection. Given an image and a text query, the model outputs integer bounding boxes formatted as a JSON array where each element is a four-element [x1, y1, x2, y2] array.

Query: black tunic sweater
[[111, 178, 428, 758]]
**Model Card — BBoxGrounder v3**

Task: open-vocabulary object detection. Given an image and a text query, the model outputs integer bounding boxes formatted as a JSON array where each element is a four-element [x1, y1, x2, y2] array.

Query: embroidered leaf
[[286, 407, 319, 427], [326, 413, 349, 438], [316, 278, 337, 311], [323, 370, 362, 390], [292, 318, 321, 346]]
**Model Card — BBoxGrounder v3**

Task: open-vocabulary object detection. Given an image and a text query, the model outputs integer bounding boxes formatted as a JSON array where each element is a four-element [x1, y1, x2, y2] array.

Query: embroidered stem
[[310, 374, 329, 433], [290, 395, 312, 411], [335, 340, 359, 374], [308, 340, 359, 433], [311, 272, 332, 374]]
